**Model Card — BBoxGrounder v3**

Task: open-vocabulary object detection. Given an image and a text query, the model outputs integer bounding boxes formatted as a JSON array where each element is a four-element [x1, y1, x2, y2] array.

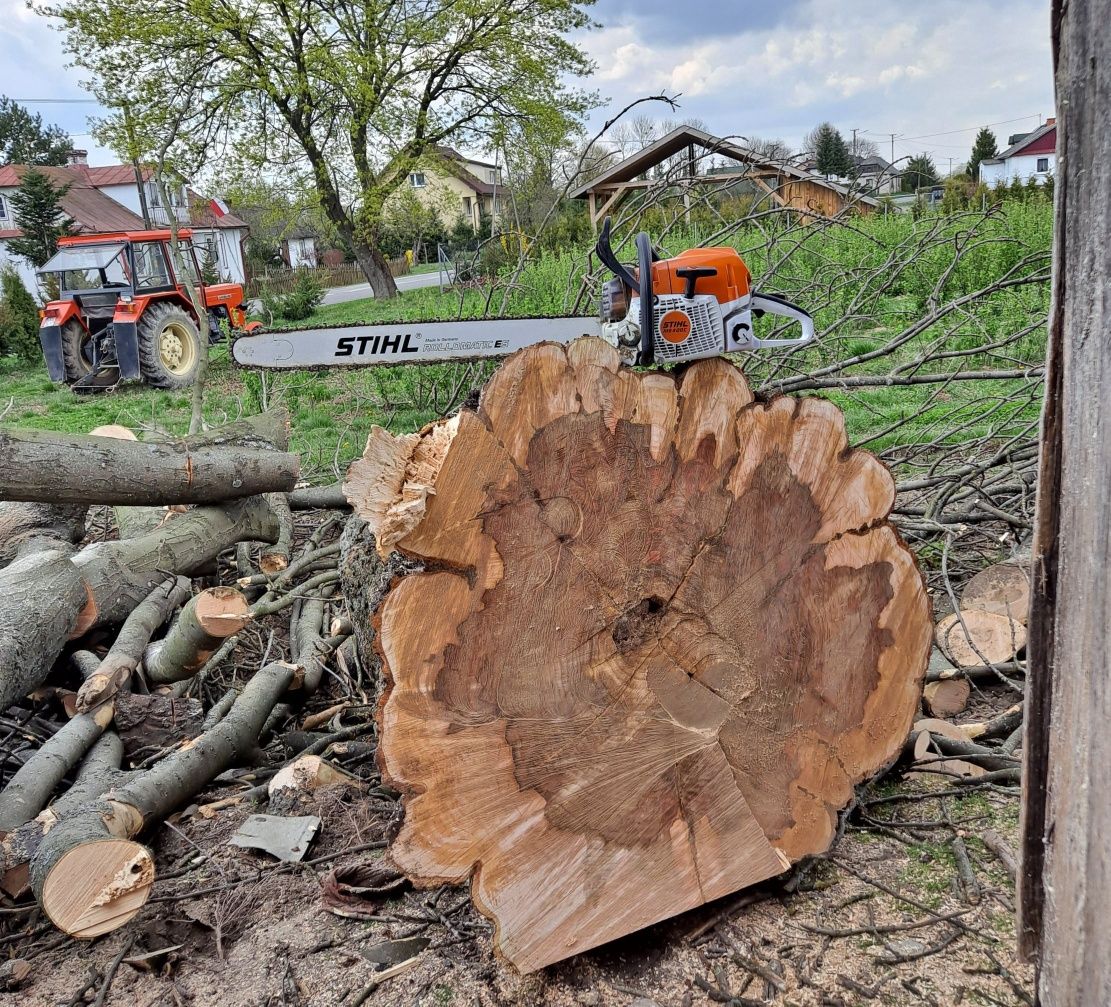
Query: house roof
[[568, 125, 880, 207], [85, 164, 154, 185], [430, 146, 502, 196], [0, 164, 147, 235], [983, 121, 1057, 164]]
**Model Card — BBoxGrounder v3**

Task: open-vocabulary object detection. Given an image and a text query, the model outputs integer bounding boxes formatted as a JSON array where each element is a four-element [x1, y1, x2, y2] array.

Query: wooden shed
[[569, 125, 879, 230]]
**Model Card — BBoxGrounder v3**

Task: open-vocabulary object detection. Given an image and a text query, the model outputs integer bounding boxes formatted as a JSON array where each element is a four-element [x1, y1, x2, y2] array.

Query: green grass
[[0, 200, 1051, 479]]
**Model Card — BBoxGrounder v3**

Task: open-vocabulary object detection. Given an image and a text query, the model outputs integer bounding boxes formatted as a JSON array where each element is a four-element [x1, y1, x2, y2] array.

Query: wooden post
[[1019, 2, 1111, 1003]]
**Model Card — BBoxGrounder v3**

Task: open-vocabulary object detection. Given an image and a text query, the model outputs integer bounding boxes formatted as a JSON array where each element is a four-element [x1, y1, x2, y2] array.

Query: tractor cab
[[37, 229, 258, 390]]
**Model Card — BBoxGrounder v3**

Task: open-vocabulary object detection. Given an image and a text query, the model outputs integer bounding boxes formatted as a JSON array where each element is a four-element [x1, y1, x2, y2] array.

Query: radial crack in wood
[[347, 339, 933, 973]]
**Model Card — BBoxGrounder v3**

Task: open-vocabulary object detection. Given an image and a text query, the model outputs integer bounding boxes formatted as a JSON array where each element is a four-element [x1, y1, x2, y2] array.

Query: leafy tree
[[967, 128, 999, 182], [47, 0, 596, 299], [0, 266, 41, 360], [900, 154, 940, 193], [7, 168, 77, 268], [0, 98, 71, 166], [806, 123, 852, 176]]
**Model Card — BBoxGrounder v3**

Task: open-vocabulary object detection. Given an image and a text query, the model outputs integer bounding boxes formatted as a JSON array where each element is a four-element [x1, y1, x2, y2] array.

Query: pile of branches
[[0, 411, 368, 938]]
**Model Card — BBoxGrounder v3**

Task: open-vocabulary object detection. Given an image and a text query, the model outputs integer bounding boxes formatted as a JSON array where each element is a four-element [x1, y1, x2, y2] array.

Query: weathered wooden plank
[[1020, 4, 1111, 1006]]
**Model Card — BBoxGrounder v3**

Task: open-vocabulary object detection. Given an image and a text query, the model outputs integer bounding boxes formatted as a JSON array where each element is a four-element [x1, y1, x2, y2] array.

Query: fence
[[245, 256, 410, 298]]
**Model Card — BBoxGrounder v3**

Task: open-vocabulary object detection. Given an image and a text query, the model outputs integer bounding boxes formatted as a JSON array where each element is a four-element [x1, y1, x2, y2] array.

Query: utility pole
[[889, 133, 897, 164]]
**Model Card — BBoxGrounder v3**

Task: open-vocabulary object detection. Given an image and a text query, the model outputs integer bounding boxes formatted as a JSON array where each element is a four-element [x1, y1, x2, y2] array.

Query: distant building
[[851, 154, 901, 195], [979, 120, 1057, 185], [0, 150, 249, 294], [281, 231, 319, 269], [401, 147, 507, 231]]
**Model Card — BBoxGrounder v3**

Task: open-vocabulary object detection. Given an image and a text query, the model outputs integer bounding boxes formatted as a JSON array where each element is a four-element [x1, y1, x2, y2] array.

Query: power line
[[866, 114, 1041, 143]]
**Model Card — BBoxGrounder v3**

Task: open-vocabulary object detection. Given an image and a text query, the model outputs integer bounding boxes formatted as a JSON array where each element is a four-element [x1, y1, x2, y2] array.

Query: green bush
[[0, 266, 41, 361], [260, 270, 325, 321]]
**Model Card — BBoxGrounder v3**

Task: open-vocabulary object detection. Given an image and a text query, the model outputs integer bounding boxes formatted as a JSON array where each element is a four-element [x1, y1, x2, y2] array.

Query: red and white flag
[[210, 197, 229, 218]]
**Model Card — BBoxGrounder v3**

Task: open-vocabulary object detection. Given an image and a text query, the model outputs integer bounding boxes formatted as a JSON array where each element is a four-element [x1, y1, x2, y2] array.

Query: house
[[403, 146, 506, 231], [281, 230, 319, 269], [851, 155, 901, 195], [0, 150, 250, 295], [979, 120, 1057, 185]]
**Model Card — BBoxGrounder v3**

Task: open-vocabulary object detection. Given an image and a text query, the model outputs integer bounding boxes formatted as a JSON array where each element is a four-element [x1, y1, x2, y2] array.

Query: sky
[[0, 0, 1055, 175]]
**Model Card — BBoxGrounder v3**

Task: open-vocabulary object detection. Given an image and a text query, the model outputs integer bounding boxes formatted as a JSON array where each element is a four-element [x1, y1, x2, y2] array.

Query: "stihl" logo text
[[335, 333, 420, 356]]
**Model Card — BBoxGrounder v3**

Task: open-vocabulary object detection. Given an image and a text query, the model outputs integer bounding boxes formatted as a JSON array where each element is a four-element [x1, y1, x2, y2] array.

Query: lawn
[[0, 199, 1051, 481]]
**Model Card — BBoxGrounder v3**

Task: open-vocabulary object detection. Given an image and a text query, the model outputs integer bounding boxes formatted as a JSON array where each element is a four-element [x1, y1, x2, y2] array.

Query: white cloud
[[580, 0, 1053, 160]]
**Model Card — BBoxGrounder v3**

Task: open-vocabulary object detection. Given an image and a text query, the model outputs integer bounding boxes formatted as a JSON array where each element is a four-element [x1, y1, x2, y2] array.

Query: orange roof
[[58, 228, 195, 245]]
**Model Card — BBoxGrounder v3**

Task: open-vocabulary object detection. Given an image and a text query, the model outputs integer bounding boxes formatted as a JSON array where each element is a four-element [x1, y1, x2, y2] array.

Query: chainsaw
[[231, 218, 814, 372]]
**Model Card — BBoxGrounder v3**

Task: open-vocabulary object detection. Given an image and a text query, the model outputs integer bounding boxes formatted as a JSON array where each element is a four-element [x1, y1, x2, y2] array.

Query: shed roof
[[568, 125, 879, 207]]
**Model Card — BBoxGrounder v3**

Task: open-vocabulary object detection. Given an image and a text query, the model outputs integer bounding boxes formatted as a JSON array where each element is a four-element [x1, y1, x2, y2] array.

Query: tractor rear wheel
[[60, 320, 95, 382], [137, 303, 203, 389]]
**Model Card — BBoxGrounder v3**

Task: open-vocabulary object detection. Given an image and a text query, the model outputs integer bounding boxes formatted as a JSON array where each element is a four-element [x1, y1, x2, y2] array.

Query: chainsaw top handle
[[748, 291, 816, 348], [635, 231, 656, 366]]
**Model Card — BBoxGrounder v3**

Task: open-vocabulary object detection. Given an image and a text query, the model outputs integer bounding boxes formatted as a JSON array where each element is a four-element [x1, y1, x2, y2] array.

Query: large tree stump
[[345, 339, 932, 972]]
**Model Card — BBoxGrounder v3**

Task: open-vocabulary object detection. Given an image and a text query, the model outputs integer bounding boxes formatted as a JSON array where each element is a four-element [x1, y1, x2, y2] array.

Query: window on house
[[1037, 157, 1049, 173], [462, 196, 472, 217], [0, 195, 7, 220], [409, 172, 427, 188], [148, 182, 162, 207], [487, 169, 498, 184]]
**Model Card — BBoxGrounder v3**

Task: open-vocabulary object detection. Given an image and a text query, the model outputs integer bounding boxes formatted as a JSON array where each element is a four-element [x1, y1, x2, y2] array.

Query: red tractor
[[37, 229, 259, 390]]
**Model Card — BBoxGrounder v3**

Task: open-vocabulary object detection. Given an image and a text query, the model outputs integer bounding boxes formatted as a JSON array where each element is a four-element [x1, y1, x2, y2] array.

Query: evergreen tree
[[901, 154, 940, 193], [0, 266, 41, 361], [967, 127, 999, 182], [0, 99, 72, 166], [200, 244, 221, 284], [809, 122, 852, 176], [6, 169, 77, 268]]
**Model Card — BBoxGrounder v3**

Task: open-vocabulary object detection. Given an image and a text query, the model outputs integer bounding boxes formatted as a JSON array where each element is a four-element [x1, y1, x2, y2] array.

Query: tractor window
[[40, 243, 129, 292], [133, 242, 172, 290], [175, 242, 201, 286]]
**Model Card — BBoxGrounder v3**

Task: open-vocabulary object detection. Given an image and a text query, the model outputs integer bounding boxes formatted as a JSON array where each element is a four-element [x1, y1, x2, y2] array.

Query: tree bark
[[1019, 5, 1111, 1005], [143, 586, 251, 684], [351, 238, 399, 299], [75, 577, 192, 713], [0, 428, 299, 505], [27, 662, 295, 937], [0, 497, 277, 712], [290, 483, 349, 510], [0, 502, 87, 567], [259, 493, 293, 573], [347, 340, 933, 972]]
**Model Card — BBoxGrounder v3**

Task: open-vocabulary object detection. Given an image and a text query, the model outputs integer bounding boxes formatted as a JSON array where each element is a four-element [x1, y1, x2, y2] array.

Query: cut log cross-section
[[345, 339, 933, 973]]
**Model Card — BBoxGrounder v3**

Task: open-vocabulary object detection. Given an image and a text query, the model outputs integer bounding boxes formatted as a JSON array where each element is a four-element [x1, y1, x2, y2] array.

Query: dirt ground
[[1, 679, 1031, 1007]]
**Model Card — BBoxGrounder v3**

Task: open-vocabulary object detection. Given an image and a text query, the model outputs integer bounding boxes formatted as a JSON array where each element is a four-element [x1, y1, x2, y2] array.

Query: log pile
[[2, 341, 944, 976], [0, 410, 359, 934]]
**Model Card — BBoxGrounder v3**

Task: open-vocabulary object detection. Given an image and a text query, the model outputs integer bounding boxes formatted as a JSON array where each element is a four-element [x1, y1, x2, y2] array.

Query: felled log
[[0, 502, 87, 566], [0, 497, 278, 712], [936, 610, 1027, 667], [922, 678, 971, 718], [75, 577, 192, 713], [961, 562, 1031, 623], [0, 427, 299, 505], [346, 339, 933, 972], [144, 586, 251, 684], [260, 494, 293, 574], [27, 662, 296, 936], [290, 482, 349, 510]]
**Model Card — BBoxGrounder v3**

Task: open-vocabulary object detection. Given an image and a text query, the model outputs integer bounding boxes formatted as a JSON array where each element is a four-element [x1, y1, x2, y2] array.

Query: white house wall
[[0, 239, 46, 300], [192, 227, 247, 285], [980, 152, 1056, 185]]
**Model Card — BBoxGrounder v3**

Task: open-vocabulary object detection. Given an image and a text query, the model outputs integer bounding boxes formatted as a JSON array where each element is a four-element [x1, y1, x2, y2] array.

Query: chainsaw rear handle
[[749, 292, 816, 348]]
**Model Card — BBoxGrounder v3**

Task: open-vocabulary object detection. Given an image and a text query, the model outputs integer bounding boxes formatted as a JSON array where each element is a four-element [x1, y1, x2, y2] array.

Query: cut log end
[[923, 677, 971, 718], [961, 562, 1031, 623], [194, 586, 252, 637], [936, 610, 1027, 667], [354, 339, 932, 973], [40, 838, 153, 938]]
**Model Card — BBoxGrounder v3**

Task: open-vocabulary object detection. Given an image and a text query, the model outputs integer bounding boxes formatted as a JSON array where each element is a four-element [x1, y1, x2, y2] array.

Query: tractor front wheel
[[138, 304, 203, 389]]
